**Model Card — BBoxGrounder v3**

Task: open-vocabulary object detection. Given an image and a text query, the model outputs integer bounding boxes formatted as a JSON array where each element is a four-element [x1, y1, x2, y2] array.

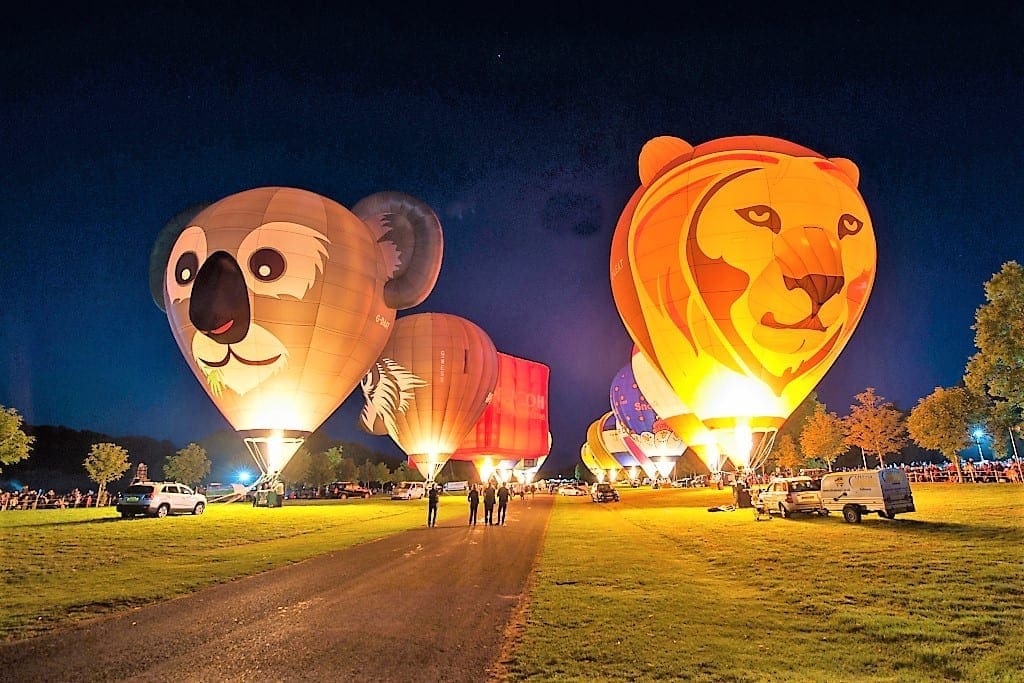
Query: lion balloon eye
[[174, 252, 199, 286], [838, 213, 864, 239], [735, 205, 781, 234], [249, 248, 285, 282]]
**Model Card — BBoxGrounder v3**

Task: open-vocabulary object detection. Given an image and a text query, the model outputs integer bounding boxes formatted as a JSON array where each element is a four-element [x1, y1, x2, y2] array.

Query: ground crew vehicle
[[753, 476, 824, 518], [819, 469, 916, 523]]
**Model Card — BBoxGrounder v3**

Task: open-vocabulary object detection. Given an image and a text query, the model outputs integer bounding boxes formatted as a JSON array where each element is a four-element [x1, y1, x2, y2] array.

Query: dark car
[[329, 481, 372, 499], [591, 482, 620, 503]]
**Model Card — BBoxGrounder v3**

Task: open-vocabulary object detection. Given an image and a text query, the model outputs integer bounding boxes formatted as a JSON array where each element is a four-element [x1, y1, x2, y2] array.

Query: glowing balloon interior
[[610, 136, 876, 470], [151, 187, 442, 481], [359, 312, 498, 481]]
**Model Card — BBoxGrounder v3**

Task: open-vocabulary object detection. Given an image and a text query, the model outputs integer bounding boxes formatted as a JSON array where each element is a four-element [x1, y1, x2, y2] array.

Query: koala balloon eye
[[735, 205, 781, 234], [175, 252, 199, 286], [249, 248, 285, 282]]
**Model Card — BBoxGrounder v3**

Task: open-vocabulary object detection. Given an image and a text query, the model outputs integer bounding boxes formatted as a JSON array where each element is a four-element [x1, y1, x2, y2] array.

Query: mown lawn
[[506, 484, 1024, 682], [0, 497, 458, 640]]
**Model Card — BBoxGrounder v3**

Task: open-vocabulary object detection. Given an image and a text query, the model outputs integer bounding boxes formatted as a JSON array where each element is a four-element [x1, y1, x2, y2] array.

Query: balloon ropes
[[610, 135, 876, 474], [358, 312, 498, 483], [151, 187, 443, 487]]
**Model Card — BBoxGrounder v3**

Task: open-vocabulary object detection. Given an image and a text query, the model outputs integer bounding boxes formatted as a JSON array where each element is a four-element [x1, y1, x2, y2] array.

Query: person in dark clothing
[[496, 482, 510, 525], [483, 483, 496, 525], [427, 484, 440, 527], [467, 484, 480, 525]]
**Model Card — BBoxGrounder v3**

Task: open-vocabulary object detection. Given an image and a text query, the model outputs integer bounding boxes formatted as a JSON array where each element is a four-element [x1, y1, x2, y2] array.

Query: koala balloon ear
[[353, 191, 444, 310], [149, 203, 209, 311]]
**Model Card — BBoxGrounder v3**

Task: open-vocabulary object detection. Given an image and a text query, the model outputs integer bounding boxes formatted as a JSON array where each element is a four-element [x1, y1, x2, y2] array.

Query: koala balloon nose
[[189, 251, 251, 345]]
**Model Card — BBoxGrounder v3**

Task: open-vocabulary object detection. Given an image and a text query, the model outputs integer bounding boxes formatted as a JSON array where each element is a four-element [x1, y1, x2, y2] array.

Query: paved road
[[0, 494, 554, 682]]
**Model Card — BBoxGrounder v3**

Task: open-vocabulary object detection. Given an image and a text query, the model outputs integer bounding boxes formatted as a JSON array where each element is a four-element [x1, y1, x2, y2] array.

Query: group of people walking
[[426, 482, 512, 527]]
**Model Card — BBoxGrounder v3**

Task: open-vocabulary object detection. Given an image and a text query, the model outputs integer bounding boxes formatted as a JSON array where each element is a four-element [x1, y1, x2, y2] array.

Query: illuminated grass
[[0, 498, 456, 640], [507, 484, 1024, 682]]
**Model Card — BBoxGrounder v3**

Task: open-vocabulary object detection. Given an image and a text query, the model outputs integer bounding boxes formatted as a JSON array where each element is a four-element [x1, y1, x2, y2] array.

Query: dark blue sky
[[2, 4, 1022, 472]]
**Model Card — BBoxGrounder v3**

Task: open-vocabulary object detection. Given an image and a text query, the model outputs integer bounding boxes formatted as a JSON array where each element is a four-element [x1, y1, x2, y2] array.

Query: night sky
[[2, 4, 1022, 473]]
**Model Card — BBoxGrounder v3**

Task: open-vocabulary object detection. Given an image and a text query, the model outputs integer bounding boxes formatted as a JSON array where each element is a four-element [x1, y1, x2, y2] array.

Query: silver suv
[[754, 476, 824, 517], [116, 481, 207, 518]]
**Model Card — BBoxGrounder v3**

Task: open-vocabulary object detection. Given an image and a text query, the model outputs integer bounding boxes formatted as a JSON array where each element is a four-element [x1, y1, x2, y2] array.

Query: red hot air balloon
[[453, 353, 550, 483]]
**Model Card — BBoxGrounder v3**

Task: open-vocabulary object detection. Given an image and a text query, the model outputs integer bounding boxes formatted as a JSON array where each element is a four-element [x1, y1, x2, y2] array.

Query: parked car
[[819, 469, 916, 523], [116, 482, 207, 518], [671, 478, 690, 488], [754, 476, 824, 518], [391, 481, 426, 500], [591, 482, 620, 503], [557, 485, 585, 496], [330, 481, 372, 499]]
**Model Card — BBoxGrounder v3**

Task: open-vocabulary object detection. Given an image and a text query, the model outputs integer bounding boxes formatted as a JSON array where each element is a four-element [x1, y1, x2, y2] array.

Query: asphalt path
[[0, 493, 554, 682]]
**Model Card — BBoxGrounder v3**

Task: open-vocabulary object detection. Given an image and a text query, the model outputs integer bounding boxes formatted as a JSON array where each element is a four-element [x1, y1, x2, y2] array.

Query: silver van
[[391, 481, 426, 500]]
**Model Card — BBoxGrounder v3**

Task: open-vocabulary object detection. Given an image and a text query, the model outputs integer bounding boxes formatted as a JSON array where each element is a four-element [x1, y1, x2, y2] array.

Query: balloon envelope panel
[[453, 352, 550, 459]]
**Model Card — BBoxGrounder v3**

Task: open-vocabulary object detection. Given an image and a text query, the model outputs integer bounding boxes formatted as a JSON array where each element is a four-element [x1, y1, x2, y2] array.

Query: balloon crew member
[[483, 483, 496, 525], [427, 483, 440, 527], [467, 484, 480, 526], [496, 482, 510, 525]]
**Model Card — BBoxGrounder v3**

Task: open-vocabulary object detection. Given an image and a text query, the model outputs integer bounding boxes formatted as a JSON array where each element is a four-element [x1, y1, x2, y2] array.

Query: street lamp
[[972, 428, 985, 462]]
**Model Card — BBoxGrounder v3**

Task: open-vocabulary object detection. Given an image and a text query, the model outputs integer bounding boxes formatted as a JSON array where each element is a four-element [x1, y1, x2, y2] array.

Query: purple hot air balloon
[[610, 362, 685, 480]]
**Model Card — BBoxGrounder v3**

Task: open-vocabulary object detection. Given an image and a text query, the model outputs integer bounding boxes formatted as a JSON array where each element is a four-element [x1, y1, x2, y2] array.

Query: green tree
[[800, 404, 847, 471], [305, 451, 336, 492], [907, 386, 984, 482], [374, 461, 392, 485], [337, 456, 359, 482], [392, 462, 419, 482], [83, 443, 131, 506], [963, 261, 1024, 480], [0, 405, 34, 473], [324, 446, 345, 477], [842, 388, 907, 468], [163, 442, 211, 488], [280, 446, 309, 484], [773, 434, 803, 474]]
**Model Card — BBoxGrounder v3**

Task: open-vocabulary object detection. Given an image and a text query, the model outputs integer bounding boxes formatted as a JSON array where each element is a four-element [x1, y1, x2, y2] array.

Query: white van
[[391, 481, 426, 500], [819, 469, 916, 523]]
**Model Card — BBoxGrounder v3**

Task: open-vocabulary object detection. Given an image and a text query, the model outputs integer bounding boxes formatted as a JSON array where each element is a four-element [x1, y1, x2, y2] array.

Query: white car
[[557, 485, 585, 496], [116, 482, 207, 518], [391, 481, 426, 500]]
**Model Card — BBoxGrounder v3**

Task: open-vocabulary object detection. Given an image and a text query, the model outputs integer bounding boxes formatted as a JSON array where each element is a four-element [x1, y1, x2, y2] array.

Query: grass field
[[2, 484, 1022, 682], [0, 497, 462, 640], [506, 484, 1024, 682]]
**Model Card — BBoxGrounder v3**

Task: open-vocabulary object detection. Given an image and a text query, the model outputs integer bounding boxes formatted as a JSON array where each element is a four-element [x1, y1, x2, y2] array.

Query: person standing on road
[[427, 483, 440, 527], [483, 483, 496, 525], [467, 484, 480, 525], [496, 482, 510, 525]]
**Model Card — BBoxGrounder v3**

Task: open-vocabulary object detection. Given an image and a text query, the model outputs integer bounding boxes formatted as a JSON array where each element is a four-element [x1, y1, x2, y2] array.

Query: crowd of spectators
[[0, 487, 110, 510]]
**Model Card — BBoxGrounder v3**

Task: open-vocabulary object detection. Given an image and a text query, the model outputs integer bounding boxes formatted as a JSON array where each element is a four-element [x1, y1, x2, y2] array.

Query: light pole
[[972, 428, 985, 462]]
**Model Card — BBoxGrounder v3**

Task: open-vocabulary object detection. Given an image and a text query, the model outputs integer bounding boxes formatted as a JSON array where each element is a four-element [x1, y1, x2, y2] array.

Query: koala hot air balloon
[[150, 187, 443, 483], [610, 135, 876, 470]]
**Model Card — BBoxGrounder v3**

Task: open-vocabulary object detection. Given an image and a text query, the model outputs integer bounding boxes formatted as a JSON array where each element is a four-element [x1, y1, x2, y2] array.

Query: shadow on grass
[[882, 518, 1023, 543]]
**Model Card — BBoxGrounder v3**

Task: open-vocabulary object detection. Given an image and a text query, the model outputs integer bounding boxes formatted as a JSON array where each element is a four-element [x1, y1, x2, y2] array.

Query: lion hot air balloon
[[610, 135, 876, 471], [150, 187, 443, 482], [359, 312, 498, 482], [453, 352, 551, 484]]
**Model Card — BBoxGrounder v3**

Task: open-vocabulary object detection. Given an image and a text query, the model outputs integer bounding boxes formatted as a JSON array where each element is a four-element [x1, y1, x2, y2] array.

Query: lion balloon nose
[[774, 227, 844, 306], [189, 250, 251, 345]]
